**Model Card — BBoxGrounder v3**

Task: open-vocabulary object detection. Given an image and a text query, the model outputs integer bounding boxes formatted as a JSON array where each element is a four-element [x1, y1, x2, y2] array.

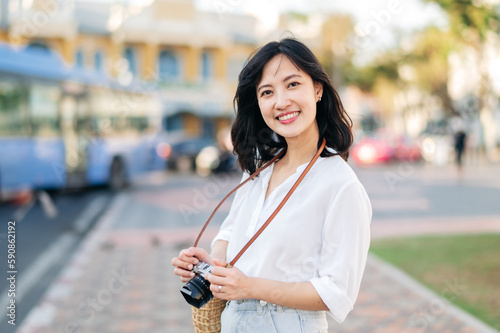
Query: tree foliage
[[424, 0, 500, 43], [405, 27, 456, 115], [344, 53, 401, 92]]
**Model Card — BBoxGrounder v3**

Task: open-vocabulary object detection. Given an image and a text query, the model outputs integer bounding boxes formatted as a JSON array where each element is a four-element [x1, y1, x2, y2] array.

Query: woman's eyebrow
[[257, 74, 303, 93], [257, 83, 272, 93], [283, 73, 302, 82]]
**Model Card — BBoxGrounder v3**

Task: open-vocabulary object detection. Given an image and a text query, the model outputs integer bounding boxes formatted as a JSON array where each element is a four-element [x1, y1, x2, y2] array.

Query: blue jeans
[[221, 299, 328, 333]]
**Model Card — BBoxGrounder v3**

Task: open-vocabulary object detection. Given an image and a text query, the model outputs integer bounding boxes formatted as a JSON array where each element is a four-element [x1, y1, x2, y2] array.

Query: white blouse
[[211, 153, 372, 323]]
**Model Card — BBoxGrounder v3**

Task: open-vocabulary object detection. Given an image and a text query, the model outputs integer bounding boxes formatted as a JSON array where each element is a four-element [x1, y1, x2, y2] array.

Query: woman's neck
[[281, 129, 320, 169]]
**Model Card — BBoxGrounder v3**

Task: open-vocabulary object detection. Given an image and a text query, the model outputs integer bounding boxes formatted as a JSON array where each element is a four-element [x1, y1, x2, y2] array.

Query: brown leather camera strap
[[193, 138, 326, 267]]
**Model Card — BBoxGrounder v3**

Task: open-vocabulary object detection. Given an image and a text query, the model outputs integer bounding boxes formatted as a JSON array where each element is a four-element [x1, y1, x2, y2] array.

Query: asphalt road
[[96, 163, 500, 234], [0, 187, 113, 332], [354, 162, 500, 221]]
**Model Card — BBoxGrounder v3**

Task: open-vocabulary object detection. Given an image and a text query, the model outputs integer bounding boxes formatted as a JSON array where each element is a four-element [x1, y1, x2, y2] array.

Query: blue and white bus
[[0, 43, 168, 201]]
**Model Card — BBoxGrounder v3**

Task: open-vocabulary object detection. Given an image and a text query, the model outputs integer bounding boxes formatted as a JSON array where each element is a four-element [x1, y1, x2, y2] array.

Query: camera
[[180, 261, 214, 308]]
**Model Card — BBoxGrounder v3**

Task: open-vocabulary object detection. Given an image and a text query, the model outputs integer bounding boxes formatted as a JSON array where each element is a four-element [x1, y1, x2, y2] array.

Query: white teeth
[[278, 112, 299, 121]]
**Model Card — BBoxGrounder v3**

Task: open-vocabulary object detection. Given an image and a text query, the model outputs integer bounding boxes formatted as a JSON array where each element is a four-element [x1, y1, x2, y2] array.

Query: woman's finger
[[188, 247, 213, 265], [213, 258, 228, 267], [174, 267, 195, 279], [205, 272, 225, 286], [209, 283, 225, 294], [209, 265, 231, 278], [181, 275, 194, 283], [178, 253, 200, 265], [171, 257, 196, 271]]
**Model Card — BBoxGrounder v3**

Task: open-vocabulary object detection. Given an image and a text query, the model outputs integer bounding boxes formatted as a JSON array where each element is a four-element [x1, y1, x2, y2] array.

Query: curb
[[369, 253, 500, 333]]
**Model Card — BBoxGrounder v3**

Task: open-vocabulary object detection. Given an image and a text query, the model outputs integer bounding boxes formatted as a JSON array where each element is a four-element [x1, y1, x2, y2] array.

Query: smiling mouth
[[276, 111, 300, 121]]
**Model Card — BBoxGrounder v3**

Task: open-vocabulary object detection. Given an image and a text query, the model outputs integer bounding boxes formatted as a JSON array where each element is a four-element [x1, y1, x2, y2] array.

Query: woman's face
[[257, 54, 323, 141]]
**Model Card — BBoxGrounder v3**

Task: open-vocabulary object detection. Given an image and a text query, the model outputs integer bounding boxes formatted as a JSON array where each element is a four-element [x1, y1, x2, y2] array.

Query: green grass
[[370, 234, 500, 330]]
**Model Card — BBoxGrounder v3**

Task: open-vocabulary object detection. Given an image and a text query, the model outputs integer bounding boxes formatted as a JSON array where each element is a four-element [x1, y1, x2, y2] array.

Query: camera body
[[180, 261, 214, 308]]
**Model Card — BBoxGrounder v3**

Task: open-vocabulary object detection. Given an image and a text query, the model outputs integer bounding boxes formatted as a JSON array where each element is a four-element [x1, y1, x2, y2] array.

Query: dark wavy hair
[[231, 38, 353, 174]]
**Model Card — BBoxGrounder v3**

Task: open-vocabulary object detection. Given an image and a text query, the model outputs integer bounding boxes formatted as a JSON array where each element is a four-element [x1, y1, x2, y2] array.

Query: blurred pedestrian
[[450, 116, 467, 171], [454, 130, 467, 170], [172, 38, 372, 332]]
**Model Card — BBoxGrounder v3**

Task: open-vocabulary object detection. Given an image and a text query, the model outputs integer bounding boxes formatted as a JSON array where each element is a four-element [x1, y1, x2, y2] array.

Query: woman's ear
[[314, 81, 323, 101]]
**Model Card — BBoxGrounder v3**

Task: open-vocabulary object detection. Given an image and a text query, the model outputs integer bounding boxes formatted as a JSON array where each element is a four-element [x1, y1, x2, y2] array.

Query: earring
[[318, 97, 322, 102]]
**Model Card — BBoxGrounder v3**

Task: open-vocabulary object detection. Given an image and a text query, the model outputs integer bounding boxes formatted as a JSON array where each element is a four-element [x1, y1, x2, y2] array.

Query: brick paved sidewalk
[[17, 191, 499, 333]]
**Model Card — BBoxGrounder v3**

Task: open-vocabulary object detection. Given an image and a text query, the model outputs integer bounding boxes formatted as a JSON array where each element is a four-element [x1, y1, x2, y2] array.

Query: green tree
[[344, 50, 403, 123], [320, 14, 355, 87], [424, 0, 500, 43], [405, 27, 456, 117]]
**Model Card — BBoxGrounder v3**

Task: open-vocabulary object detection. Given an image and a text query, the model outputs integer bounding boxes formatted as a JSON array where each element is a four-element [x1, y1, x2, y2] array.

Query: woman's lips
[[276, 111, 300, 124]]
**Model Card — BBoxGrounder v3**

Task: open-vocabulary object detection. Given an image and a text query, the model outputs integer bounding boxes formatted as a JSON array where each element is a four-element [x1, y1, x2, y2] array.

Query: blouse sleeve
[[210, 172, 250, 249], [309, 180, 372, 323]]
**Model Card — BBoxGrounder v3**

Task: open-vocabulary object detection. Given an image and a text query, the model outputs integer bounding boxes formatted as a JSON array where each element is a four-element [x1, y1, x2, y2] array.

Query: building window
[[165, 114, 184, 132], [94, 51, 104, 72], [0, 80, 29, 136], [202, 118, 215, 138], [75, 49, 84, 68], [123, 47, 137, 76], [201, 51, 213, 81], [30, 84, 61, 138], [158, 50, 180, 81], [28, 41, 50, 53]]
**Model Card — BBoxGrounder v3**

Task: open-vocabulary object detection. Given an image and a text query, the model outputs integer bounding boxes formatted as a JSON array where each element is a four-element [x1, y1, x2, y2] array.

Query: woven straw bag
[[192, 297, 227, 333], [189, 138, 326, 333]]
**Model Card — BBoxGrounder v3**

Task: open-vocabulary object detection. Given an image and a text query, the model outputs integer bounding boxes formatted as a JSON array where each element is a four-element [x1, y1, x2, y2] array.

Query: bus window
[[0, 80, 30, 136], [30, 84, 61, 137]]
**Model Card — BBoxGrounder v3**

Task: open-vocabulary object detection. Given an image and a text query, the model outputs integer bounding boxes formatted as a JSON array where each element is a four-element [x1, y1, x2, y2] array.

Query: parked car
[[195, 145, 239, 176], [166, 137, 216, 172], [351, 137, 395, 165], [393, 135, 422, 162], [351, 131, 422, 165]]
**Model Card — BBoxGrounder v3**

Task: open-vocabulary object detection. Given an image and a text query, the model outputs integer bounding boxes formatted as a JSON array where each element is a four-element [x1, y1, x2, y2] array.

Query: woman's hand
[[204, 259, 329, 311], [171, 247, 213, 283], [205, 258, 254, 301]]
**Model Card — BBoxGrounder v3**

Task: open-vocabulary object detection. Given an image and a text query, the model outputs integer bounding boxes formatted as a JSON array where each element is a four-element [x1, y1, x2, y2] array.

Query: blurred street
[[4, 160, 499, 333]]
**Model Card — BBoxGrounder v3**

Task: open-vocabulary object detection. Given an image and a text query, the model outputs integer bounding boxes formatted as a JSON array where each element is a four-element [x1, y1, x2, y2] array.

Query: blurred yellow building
[[0, 0, 257, 139]]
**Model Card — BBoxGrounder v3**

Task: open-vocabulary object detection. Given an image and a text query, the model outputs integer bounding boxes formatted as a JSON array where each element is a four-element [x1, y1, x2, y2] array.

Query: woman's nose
[[274, 91, 291, 110]]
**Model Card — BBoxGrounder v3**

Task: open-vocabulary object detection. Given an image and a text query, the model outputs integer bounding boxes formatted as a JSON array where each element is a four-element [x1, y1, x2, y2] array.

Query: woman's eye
[[261, 90, 272, 97], [288, 82, 299, 88]]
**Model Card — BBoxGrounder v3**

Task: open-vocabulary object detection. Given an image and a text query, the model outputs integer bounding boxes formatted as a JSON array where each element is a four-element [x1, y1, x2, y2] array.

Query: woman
[[172, 38, 371, 332]]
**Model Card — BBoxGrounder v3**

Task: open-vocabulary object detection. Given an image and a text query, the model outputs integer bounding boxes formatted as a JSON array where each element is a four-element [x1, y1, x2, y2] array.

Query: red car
[[351, 132, 421, 165], [351, 137, 394, 165]]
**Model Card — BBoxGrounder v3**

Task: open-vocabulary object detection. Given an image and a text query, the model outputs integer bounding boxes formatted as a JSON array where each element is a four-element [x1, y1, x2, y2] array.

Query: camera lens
[[180, 275, 214, 308]]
